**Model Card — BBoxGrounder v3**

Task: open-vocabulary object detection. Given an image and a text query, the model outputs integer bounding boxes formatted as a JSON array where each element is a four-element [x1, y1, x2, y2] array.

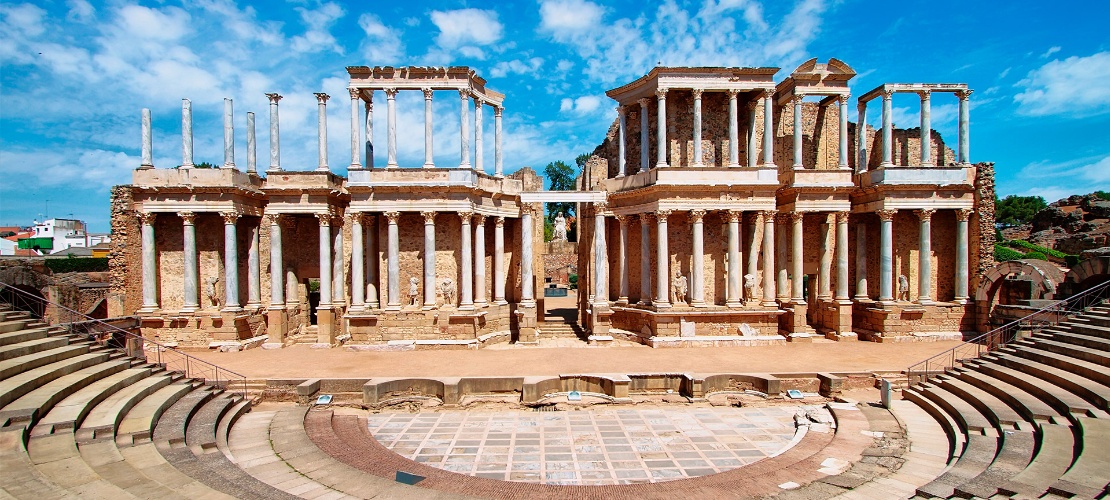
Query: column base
[[953, 297, 970, 305], [615, 173, 625, 178], [315, 166, 329, 172], [792, 164, 804, 170], [245, 301, 262, 310], [761, 300, 779, 308], [654, 301, 672, 309], [690, 300, 707, 308], [423, 163, 435, 168], [180, 304, 199, 314], [386, 163, 399, 169], [220, 306, 243, 313], [266, 166, 282, 172], [350, 163, 362, 170], [138, 304, 159, 314], [879, 162, 894, 168], [475, 300, 488, 308], [494, 299, 508, 305], [725, 300, 742, 308], [655, 162, 668, 168], [366, 302, 380, 310], [727, 163, 740, 168], [458, 304, 475, 311], [384, 304, 401, 312], [917, 298, 934, 306], [616, 297, 629, 305]]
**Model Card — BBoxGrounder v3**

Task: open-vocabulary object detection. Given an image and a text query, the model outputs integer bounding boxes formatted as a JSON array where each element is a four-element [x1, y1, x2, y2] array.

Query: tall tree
[[575, 153, 590, 169], [544, 160, 577, 219]]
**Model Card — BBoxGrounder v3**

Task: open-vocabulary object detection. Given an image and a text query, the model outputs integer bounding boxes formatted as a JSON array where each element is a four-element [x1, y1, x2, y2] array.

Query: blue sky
[[1, 0, 1108, 232]]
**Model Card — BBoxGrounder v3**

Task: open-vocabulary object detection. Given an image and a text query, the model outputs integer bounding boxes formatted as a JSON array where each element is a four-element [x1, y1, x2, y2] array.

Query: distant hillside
[[998, 192, 1110, 265]]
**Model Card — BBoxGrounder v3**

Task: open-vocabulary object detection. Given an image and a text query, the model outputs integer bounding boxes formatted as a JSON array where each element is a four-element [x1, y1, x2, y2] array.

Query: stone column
[[593, 203, 608, 306], [727, 90, 740, 168], [792, 95, 804, 169], [474, 214, 487, 307], [616, 214, 629, 304], [222, 99, 235, 169], [655, 88, 668, 168], [690, 209, 706, 306], [181, 99, 193, 169], [417, 88, 433, 168], [350, 213, 365, 310], [916, 209, 935, 304], [247, 218, 261, 308], [181, 212, 198, 312], [365, 215, 380, 309], [726, 211, 741, 307], [639, 214, 652, 305], [316, 214, 333, 310], [314, 93, 329, 172], [819, 214, 832, 300], [655, 210, 671, 308], [856, 101, 867, 173], [349, 88, 362, 170], [494, 217, 506, 304], [266, 93, 282, 172], [221, 212, 241, 311], [877, 209, 896, 302], [266, 213, 284, 307], [638, 98, 650, 174], [364, 92, 374, 169], [384, 212, 400, 310], [617, 106, 627, 177], [855, 222, 868, 300], [790, 212, 805, 303], [762, 90, 776, 167], [954, 208, 972, 303], [459, 211, 474, 310], [747, 101, 759, 167], [745, 212, 760, 302], [473, 97, 484, 172], [776, 214, 789, 301], [838, 94, 850, 169], [139, 212, 158, 311], [422, 211, 437, 309], [835, 212, 850, 301], [520, 205, 535, 305], [246, 112, 257, 174], [880, 89, 893, 167], [494, 106, 504, 177], [957, 89, 972, 164], [692, 89, 704, 167], [459, 90, 471, 168], [139, 108, 154, 169], [332, 216, 344, 306], [919, 90, 932, 166], [383, 88, 398, 168], [761, 210, 777, 306]]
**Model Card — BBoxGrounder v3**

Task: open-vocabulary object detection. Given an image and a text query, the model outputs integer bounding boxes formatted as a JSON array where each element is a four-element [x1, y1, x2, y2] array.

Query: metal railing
[[906, 278, 1110, 384], [0, 280, 248, 398]]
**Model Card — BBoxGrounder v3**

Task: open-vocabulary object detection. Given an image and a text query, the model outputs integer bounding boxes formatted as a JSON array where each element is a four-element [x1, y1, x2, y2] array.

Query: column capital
[[638, 97, 650, 108], [314, 92, 330, 103], [655, 87, 668, 99], [179, 211, 196, 225], [520, 203, 535, 216], [914, 208, 936, 221], [616, 104, 625, 115], [421, 87, 433, 99], [835, 211, 850, 224], [787, 211, 805, 223], [315, 212, 332, 226], [458, 211, 473, 222], [726, 89, 740, 98], [265, 92, 283, 104], [347, 211, 364, 225], [837, 93, 851, 105], [348, 87, 361, 100], [655, 209, 672, 220], [495, 216, 506, 228], [689, 209, 706, 222], [917, 89, 931, 100], [593, 201, 608, 213], [383, 87, 398, 99], [330, 213, 345, 227], [472, 95, 485, 106], [956, 208, 973, 221], [640, 213, 654, 225], [383, 211, 401, 224], [473, 213, 486, 225], [876, 209, 897, 222], [761, 88, 775, 100], [956, 89, 973, 100], [220, 211, 240, 225], [880, 88, 894, 100], [421, 211, 436, 225], [613, 213, 628, 223], [725, 210, 741, 223], [760, 209, 777, 221], [263, 213, 281, 226], [791, 94, 805, 105], [137, 211, 157, 225], [745, 211, 761, 224], [494, 105, 503, 117], [691, 88, 704, 99], [459, 88, 472, 99]]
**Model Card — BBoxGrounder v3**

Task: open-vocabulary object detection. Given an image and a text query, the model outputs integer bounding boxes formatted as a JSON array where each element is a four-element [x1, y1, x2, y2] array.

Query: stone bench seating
[[0, 359, 131, 428], [31, 367, 153, 437], [1018, 337, 1110, 366], [0, 337, 70, 362], [950, 368, 1064, 424], [75, 375, 175, 443], [903, 385, 1000, 498], [1049, 416, 1110, 498], [967, 356, 1110, 420], [0, 318, 39, 334], [26, 430, 136, 498], [0, 326, 56, 347], [990, 351, 1110, 413], [0, 343, 95, 381], [931, 375, 1026, 430], [0, 428, 74, 499], [0, 352, 114, 410], [115, 382, 196, 446], [1035, 328, 1110, 352], [999, 423, 1078, 497]]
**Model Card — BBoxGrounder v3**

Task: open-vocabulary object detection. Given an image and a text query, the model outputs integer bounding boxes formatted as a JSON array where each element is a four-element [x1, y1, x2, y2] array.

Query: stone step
[[227, 409, 349, 499], [973, 356, 1109, 419], [0, 326, 50, 347], [1036, 329, 1110, 352], [185, 396, 234, 456], [914, 433, 998, 498], [1068, 311, 1110, 327], [933, 374, 1027, 430], [1000, 423, 1079, 498], [1061, 320, 1110, 339], [32, 368, 152, 437], [0, 344, 90, 380], [1049, 416, 1110, 498], [0, 319, 35, 334], [989, 352, 1110, 414], [853, 399, 951, 499], [0, 352, 111, 410], [0, 426, 72, 499], [75, 439, 192, 499], [117, 441, 233, 499], [115, 382, 196, 446], [999, 345, 1110, 388], [26, 431, 138, 499], [902, 386, 964, 463], [0, 337, 71, 362], [916, 382, 996, 436], [76, 375, 174, 443], [0, 359, 130, 428], [152, 388, 216, 448], [214, 399, 251, 462], [1022, 337, 1110, 366], [953, 429, 1036, 499], [951, 368, 1063, 424]]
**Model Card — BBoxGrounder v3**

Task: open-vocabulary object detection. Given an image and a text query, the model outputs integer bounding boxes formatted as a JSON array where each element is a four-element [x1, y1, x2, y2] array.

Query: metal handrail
[[0, 280, 248, 398], [905, 278, 1110, 384]]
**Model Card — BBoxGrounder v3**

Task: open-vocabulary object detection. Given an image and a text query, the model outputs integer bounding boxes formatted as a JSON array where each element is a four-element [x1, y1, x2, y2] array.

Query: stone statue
[[408, 277, 420, 307], [671, 273, 688, 305], [743, 274, 756, 301], [205, 276, 220, 307], [438, 277, 456, 307], [552, 212, 568, 241], [898, 274, 910, 301]]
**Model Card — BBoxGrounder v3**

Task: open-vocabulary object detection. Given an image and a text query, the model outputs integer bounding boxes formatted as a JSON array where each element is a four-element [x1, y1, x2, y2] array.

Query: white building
[[30, 218, 96, 255]]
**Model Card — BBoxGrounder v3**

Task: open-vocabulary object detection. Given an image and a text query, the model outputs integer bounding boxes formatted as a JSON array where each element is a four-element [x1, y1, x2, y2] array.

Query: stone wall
[[109, 186, 141, 317], [973, 162, 997, 296]]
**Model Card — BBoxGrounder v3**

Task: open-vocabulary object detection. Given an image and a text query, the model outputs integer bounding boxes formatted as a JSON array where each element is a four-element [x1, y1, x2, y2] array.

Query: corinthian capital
[[314, 92, 330, 104], [876, 209, 897, 222], [138, 211, 157, 225]]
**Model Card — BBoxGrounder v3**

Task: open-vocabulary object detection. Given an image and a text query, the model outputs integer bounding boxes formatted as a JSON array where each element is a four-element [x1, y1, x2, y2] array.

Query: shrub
[[994, 244, 1024, 262], [1023, 251, 1047, 261], [44, 257, 109, 273], [568, 274, 578, 290], [1005, 239, 1072, 260]]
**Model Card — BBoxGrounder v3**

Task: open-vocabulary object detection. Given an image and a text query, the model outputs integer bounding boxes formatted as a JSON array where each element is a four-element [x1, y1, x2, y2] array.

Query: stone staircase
[[900, 301, 1110, 499]]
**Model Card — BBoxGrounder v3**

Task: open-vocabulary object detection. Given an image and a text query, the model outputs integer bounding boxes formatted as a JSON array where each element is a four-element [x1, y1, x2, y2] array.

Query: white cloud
[[538, 0, 606, 39], [1003, 154, 1110, 200], [0, 3, 46, 37], [1014, 51, 1110, 117], [358, 13, 404, 63], [429, 8, 502, 60], [490, 57, 544, 78], [556, 59, 574, 72], [290, 2, 345, 54], [559, 95, 603, 116], [65, 0, 95, 23], [1041, 46, 1061, 58]]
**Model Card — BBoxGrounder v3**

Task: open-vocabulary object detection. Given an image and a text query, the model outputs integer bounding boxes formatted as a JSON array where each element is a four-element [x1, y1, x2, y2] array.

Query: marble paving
[[366, 405, 816, 485]]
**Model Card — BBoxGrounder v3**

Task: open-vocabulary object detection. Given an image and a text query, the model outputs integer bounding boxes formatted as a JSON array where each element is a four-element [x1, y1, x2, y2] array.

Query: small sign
[[786, 390, 804, 400], [567, 390, 582, 401], [315, 394, 333, 405], [395, 471, 425, 485]]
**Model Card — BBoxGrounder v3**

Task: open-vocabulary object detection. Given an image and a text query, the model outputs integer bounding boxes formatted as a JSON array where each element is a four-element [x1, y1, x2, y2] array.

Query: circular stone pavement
[[365, 405, 822, 485]]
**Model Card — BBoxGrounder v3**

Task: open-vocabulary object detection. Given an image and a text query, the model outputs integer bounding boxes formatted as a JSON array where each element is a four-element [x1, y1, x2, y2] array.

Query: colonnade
[[858, 88, 972, 171], [788, 93, 851, 169]]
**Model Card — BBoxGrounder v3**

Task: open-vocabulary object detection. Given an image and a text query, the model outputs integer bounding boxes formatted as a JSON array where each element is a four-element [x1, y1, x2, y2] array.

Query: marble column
[[819, 214, 832, 300], [955, 209, 972, 303], [655, 210, 671, 308], [314, 93, 329, 172], [139, 108, 154, 169], [459, 90, 471, 168], [856, 101, 867, 173], [838, 94, 850, 169], [459, 212, 474, 310], [919, 90, 932, 166], [181, 99, 193, 169], [221, 212, 241, 311], [494, 217, 506, 304], [222, 99, 235, 169], [247, 218, 261, 308], [747, 101, 759, 167], [474, 214, 487, 307], [316, 213, 332, 308], [139, 212, 158, 311], [246, 112, 257, 174], [727, 90, 740, 168], [855, 222, 868, 300], [365, 215, 380, 309], [776, 214, 789, 301], [385, 88, 398, 168], [790, 212, 805, 303], [692, 89, 704, 167], [474, 97, 484, 172], [958, 89, 972, 164], [422, 212, 437, 309], [419, 88, 434, 168], [916, 209, 935, 304], [655, 88, 668, 168], [745, 212, 760, 302], [350, 213, 365, 310], [726, 211, 741, 307], [266, 214, 284, 308], [593, 204, 608, 306], [639, 214, 652, 305], [638, 98, 650, 174], [761, 210, 777, 306], [520, 205, 535, 305], [762, 90, 775, 167], [690, 209, 706, 306], [494, 106, 504, 177], [877, 209, 896, 302], [792, 95, 804, 169], [283, 217, 297, 307], [880, 89, 893, 167], [835, 212, 850, 301], [181, 212, 198, 312], [364, 92, 374, 169], [384, 212, 400, 310], [616, 214, 629, 304], [332, 216, 344, 306], [266, 93, 282, 172], [617, 106, 627, 177], [349, 88, 362, 170]]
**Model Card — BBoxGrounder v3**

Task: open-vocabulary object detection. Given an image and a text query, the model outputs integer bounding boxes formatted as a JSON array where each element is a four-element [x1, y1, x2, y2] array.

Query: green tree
[[996, 195, 1047, 226], [544, 159, 577, 220], [575, 153, 590, 169]]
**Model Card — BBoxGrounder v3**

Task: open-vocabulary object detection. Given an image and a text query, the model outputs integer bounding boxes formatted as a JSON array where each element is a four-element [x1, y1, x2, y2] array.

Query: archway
[[974, 259, 1064, 331]]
